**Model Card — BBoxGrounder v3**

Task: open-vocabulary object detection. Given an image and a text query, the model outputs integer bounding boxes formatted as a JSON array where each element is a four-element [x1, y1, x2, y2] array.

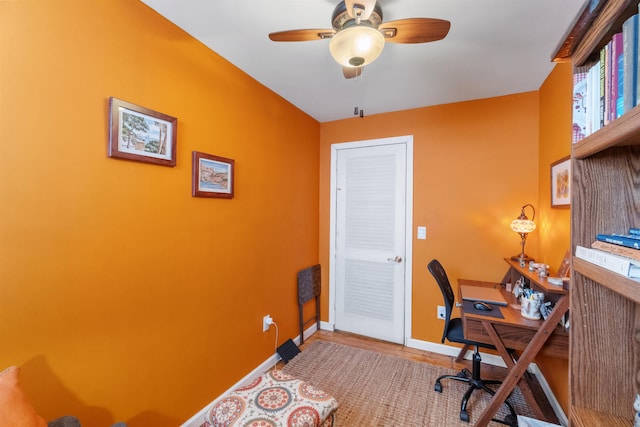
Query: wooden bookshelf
[[560, 0, 640, 425], [573, 257, 640, 304]]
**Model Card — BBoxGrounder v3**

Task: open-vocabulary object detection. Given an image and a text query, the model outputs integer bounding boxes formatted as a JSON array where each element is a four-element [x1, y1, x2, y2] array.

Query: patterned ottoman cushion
[[206, 370, 337, 427]]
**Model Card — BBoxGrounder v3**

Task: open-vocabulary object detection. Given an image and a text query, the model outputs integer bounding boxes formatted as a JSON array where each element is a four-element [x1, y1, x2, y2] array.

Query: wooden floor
[[283, 329, 510, 381]]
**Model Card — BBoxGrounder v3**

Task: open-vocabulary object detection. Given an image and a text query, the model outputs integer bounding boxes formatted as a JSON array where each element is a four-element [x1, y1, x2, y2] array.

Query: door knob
[[387, 256, 403, 263]]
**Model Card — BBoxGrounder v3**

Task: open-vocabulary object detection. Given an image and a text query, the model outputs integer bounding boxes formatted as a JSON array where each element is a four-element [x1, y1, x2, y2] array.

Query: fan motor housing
[[332, 1, 383, 31]]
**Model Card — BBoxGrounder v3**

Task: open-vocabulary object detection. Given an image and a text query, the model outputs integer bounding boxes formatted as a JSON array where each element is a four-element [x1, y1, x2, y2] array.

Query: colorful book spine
[[575, 246, 640, 279], [613, 233, 640, 239], [637, 1, 640, 107], [573, 67, 588, 143], [611, 32, 623, 120], [605, 40, 612, 125], [592, 240, 640, 262], [623, 14, 638, 114], [588, 61, 601, 134], [617, 33, 625, 118], [600, 45, 606, 126], [596, 233, 640, 249]]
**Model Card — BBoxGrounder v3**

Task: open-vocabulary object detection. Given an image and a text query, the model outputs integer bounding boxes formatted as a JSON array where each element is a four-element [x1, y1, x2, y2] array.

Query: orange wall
[[0, 1, 319, 426], [538, 62, 573, 269], [536, 62, 573, 413], [320, 93, 540, 343]]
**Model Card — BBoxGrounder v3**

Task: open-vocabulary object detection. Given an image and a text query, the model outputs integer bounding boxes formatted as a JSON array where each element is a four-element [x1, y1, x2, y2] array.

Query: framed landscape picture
[[550, 156, 570, 208], [108, 97, 177, 167], [192, 151, 234, 199]]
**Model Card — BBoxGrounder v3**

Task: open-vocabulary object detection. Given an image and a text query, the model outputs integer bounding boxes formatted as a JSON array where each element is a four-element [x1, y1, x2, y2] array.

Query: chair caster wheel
[[434, 381, 442, 392], [460, 410, 469, 422]]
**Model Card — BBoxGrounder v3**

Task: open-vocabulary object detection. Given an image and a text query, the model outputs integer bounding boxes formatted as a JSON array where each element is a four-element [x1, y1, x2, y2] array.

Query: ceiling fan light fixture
[[329, 25, 384, 67]]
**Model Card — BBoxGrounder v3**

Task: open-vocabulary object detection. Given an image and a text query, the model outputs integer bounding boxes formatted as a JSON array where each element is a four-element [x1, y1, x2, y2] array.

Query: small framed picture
[[550, 156, 571, 208], [192, 151, 234, 199], [108, 97, 177, 167]]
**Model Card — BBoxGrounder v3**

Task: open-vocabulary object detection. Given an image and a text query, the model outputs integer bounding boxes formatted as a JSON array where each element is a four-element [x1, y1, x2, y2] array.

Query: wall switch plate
[[437, 306, 446, 319], [417, 226, 427, 240]]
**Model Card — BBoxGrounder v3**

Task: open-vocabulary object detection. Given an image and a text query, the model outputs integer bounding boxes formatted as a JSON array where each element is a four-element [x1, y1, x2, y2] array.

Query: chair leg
[[459, 382, 476, 422], [298, 306, 304, 345], [433, 369, 471, 392]]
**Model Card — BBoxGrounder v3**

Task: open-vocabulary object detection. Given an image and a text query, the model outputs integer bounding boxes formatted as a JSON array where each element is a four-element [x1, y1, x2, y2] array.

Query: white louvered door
[[334, 142, 407, 344]]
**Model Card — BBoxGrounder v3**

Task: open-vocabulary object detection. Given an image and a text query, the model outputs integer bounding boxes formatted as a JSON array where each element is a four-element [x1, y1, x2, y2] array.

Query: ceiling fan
[[268, 0, 451, 79]]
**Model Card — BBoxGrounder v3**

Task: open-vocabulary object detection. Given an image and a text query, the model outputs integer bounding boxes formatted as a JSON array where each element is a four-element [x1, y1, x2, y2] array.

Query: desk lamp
[[510, 204, 536, 262]]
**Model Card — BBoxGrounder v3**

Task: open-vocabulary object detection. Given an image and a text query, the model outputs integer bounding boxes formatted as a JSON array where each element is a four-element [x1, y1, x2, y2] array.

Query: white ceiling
[[140, 0, 586, 123]]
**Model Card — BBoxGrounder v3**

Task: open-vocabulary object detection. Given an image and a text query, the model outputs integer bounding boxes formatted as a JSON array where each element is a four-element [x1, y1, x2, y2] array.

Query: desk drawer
[[465, 318, 568, 359]]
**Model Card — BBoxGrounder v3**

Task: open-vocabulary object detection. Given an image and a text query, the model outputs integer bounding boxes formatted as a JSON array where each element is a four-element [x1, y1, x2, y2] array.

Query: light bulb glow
[[329, 25, 385, 67], [511, 219, 536, 234]]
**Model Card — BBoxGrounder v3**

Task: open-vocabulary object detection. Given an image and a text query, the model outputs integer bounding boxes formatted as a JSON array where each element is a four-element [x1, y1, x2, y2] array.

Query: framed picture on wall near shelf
[[192, 151, 234, 199], [108, 97, 177, 167], [550, 156, 570, 208]]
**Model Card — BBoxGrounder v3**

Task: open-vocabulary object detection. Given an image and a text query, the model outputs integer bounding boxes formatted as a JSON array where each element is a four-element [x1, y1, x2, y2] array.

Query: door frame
[[328, 135, 414, 344]]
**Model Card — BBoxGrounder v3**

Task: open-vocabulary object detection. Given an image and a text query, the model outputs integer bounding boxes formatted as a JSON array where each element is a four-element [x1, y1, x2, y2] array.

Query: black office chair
[[428, 259, 517, 426]]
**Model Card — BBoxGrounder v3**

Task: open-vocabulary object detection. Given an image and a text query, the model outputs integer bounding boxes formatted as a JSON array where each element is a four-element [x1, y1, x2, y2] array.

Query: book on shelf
[[622, 13, 638, 113], [638, 2, 640, 107], [605, 39, 612, 125], [600, 44, 607, 127], [596, 233, 640, 249], [587, 61, 601, 134], [575, 245, 640, 279], [572, 66, 588, 143], [591, 240, 640, 262], [570, 12, 640, 139], [611, 32, 623, 120]]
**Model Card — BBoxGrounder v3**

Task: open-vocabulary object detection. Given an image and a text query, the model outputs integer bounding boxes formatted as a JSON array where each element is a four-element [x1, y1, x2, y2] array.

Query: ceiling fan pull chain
[[359, 67, 365, 118]]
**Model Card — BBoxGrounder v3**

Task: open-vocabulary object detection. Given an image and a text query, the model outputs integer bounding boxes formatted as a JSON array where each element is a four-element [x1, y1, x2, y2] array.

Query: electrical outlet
[[437, 306, 446, 320], [263, 315, 273, 332]]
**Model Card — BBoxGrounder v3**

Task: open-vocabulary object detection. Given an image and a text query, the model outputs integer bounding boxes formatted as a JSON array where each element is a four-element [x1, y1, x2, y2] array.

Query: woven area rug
[[282, 341, 536, 426]]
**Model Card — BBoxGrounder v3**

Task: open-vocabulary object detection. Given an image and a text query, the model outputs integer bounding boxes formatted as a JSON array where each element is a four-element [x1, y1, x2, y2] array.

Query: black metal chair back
[[428, 259, 455, 344]]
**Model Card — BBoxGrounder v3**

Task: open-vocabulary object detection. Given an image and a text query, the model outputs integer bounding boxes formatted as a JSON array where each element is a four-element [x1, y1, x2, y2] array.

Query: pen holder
[[521, 291, 544, 320]]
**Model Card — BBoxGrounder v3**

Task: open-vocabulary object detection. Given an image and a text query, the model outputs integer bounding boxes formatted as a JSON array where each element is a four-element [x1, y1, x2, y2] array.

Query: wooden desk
[[459, 259, 569, 427]]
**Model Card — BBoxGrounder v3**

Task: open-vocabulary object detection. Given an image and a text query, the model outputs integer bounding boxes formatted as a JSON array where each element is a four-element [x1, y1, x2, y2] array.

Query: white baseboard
[[405, 338, 567, 426], [319, 320, 333, 332]]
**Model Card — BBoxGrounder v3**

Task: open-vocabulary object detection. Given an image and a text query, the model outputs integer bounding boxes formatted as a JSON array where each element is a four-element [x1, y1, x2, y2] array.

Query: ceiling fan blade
[[343, 66, 363, 79], [344, 0, 376, 20], [379, 18, 451, 44], [269, 29, 335, 42]]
